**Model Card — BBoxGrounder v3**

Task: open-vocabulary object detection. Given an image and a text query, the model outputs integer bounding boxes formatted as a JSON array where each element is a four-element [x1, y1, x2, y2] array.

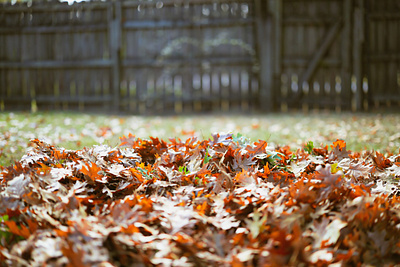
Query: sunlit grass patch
[[1, 111, 400, 167]]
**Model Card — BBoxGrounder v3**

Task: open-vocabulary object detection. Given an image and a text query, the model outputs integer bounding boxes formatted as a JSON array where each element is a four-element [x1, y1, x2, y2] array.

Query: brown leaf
[[61, 241, 89, 267], [372, 151, 392, 170]]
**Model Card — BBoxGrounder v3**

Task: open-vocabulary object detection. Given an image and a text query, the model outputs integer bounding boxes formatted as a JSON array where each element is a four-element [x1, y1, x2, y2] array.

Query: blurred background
[[1, 0, 399, 114]]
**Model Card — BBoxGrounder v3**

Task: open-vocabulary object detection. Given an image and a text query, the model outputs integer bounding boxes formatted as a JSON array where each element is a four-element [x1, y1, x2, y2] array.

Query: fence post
[[342, 0, 352, 111], [108, 0, 122, 112], [353, 0, 364, 111], [273, 0, 282, 108], [255, 0, 274, 112]]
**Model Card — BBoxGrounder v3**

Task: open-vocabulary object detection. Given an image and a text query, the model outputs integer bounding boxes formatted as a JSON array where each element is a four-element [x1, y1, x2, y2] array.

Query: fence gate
[[118, 0, 259, 114], [271, 0, 353, 111]]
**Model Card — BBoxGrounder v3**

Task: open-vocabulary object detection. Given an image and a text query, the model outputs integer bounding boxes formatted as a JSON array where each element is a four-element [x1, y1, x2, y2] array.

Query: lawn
[[1, 111, 400, 167]]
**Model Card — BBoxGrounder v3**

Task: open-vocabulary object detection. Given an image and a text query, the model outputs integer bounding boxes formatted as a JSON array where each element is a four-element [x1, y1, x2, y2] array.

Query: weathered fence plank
[[353, 0, 365, 111], [255, 0, 272, 111], [109, 0, 121, 112]]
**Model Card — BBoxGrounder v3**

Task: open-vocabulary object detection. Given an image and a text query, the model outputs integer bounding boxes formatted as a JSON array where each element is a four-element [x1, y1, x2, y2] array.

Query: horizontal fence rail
[[0, 0, 399, 113]]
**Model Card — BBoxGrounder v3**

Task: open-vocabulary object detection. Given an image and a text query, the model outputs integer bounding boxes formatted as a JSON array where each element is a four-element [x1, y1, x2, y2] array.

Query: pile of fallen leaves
[[1, 134, 400, 266]]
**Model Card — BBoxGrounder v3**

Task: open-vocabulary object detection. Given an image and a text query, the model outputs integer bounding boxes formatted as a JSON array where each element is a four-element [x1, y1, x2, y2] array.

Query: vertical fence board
[[353, 0, 364, 110], [364, 0, 400, 108], [255, 0, 272, 111], [341, 0, 352, 111]]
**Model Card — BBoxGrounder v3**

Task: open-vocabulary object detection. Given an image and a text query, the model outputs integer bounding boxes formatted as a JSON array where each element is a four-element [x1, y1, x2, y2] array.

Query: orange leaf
[[234, 169, 256, 186], [119, 133, 136, 147], [121, 224, 140, 234], [231, 255, 245, 267], [54, 228, 69, 238], [245, 140, 268, 156], [4, 220, 31, 239], [80, 162, 103, 182], [258, 165, 271, 179], [331, 139, 346, 151], [195, 201, 208, 215]]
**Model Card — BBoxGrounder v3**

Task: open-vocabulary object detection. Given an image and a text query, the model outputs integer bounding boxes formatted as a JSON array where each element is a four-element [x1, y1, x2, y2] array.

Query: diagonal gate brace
[[298, 19, 343, 94]]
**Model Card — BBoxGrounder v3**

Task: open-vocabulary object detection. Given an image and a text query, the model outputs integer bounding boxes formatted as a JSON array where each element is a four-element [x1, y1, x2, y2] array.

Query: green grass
[[1, 111, 400, 167]]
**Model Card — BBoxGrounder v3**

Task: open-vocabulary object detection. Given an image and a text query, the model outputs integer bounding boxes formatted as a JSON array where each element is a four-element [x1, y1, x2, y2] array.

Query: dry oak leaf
[[372, 151, 392, 170]]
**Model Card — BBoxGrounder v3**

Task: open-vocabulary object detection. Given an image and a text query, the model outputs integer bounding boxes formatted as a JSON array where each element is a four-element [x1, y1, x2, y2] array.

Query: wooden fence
[[0, 0, 399, 114]]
